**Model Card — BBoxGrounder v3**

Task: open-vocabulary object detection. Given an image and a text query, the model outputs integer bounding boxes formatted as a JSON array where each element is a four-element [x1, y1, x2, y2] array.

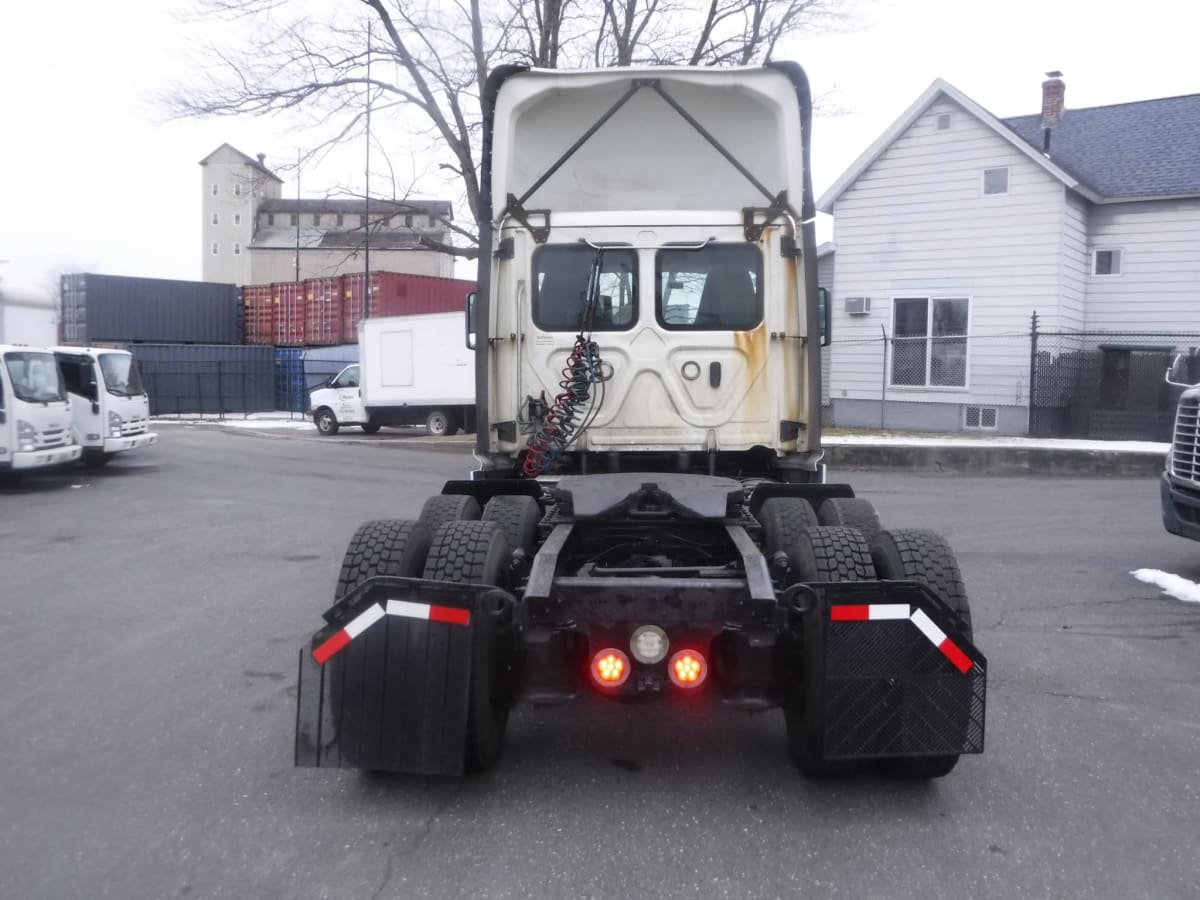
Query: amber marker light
[[669, 650, 707, 688], [592, 649, 631, 687]]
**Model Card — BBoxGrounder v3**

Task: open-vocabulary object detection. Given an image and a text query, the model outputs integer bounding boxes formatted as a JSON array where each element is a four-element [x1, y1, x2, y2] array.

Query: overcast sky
[[1, 0, 1196, 291]]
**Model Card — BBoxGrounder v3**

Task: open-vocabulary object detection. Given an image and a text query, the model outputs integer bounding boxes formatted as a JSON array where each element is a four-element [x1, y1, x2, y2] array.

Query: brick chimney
[[1041, 71, 1065, 153]]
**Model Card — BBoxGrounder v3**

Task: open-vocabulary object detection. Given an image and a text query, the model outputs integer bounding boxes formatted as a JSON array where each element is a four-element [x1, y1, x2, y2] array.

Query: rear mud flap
[[294, 576, 512, 776], [796, 581, 986, 760]]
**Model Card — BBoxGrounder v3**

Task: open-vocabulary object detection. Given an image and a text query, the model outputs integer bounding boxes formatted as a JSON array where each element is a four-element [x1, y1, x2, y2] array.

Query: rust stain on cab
[[734, 322, 769, 422]]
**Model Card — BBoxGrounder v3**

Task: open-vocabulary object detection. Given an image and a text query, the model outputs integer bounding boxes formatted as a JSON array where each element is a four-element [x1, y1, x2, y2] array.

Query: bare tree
[[166, 0, 865, 259]]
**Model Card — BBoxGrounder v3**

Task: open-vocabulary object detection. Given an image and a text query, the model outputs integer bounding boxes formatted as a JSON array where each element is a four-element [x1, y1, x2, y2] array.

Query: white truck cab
[[53, 347, 157, 466], [0, 344, 82, 472], [310, 364, 367, 432]]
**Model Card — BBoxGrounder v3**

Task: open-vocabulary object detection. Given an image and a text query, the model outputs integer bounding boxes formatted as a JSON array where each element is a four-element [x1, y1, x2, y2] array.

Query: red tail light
[[592, 649, 631, 687], [669, 650, 707, 688]]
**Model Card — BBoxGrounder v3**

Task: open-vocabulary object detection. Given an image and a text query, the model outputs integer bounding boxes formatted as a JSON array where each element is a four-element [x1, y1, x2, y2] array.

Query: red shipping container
[[272, 281, 305, 347], [341, 271, 476, 342], [242, 284, 275, 345], [303, 276, 343, 346]]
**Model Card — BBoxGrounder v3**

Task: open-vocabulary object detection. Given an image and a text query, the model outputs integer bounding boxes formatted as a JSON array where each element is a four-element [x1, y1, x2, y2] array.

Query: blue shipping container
[[275, 347, 307, 413]]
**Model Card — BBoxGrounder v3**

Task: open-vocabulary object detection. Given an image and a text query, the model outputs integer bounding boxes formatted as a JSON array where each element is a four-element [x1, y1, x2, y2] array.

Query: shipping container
[[275, 347, 307, 413], [60, 273, 241, 345], [340, 271, 475, 343], [128, 343, 275, 415], [243, 284, 275, 345], [303, 343, 359, 389], [303, 277, 343, 346], [272, 282, 305, 347]]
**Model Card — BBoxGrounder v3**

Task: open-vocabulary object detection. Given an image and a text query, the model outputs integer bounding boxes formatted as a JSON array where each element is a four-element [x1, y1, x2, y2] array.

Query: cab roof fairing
[[489, 66, 809, 226]]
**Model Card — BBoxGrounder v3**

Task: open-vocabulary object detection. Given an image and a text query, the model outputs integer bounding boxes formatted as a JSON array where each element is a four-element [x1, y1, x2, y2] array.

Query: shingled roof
[[819, 80, 1200, 213], [1003, 93, 1200, 199]]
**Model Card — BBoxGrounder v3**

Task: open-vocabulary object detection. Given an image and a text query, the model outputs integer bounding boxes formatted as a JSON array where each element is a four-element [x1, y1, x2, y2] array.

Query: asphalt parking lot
[[1, 427, 1197, 899]]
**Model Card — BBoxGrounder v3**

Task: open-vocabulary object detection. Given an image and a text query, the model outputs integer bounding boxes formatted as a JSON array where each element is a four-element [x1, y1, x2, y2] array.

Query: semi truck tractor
[[1162, 352, 1200, 542], [294, 62, 986, 779], [309, 312, 475, 436], [54, 347, 157, 466], [0, 344, 82, 473]]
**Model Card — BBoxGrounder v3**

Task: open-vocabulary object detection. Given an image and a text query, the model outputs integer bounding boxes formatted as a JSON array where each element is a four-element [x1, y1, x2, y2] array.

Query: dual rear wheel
[[759, 497, 972, 780]]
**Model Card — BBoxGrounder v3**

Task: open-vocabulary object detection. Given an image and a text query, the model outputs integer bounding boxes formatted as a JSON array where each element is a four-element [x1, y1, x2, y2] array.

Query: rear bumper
[[11, 445, 82, 469], [104, 432, 158, 454], [1161, 471, 1200, 541]]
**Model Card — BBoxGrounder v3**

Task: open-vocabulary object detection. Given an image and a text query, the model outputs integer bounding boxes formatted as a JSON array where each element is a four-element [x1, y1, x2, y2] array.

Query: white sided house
[[818, 76, 1200, 435]]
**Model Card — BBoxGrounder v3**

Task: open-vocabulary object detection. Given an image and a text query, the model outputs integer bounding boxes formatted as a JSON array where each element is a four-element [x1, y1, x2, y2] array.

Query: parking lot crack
[[369, 788, 462, 900]]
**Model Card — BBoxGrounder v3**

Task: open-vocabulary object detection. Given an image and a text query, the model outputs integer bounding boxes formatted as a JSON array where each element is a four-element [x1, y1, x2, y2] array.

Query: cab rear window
[[656, 244, 762, 331], [532, 245, 637, 332]]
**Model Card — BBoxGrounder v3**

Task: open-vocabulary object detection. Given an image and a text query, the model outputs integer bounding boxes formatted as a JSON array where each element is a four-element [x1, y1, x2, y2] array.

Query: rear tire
[[335, 519, 432, 600], [481, 495, 541, 555], [423, 520, 513, 772], [418, 494, 481, 537], [425, 409, 451, 437], [817, 497, 882, 544], [314, 407, 339, 435], [870, 528, 973, 779], [361, 422, 382, 434], [781, 526, 874, 779], [329, 519, 432, 770], [757, 497, 819, 557]]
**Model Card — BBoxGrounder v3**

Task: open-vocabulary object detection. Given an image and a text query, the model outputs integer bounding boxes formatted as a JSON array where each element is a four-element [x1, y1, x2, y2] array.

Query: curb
[[156, 421, 1167, 476]]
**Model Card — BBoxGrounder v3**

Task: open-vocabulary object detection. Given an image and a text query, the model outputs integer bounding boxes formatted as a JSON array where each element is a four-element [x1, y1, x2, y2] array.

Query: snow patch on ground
[[825, 434, 1169, 454], [1130, 569, 1200, 604], [154, 414, 314, 431]]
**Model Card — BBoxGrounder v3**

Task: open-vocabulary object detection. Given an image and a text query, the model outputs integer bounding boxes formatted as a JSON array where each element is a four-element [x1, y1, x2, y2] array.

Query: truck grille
[[121, 417, 149, 437], [37, 428, 70, 450], [1172, 395, 1200, 482]]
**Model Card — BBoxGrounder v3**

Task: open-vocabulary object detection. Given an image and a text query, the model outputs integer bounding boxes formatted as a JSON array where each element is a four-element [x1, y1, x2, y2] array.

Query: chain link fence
[[824, 316, 1199, 441]]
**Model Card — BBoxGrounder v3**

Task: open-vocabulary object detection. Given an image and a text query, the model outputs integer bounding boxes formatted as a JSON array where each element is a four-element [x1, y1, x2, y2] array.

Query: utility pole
[[364, 25, 372, 280], [295, 147, 301, 283]]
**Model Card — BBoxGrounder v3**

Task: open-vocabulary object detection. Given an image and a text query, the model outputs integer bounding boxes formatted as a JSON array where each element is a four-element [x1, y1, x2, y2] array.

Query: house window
[[964, 405, 998, 430], [891, 297, 969, 388], [234, 183, 242, 197], [267, 214, 275, 226], [313, 214, 321, 226], [211, 213, 219, 226], [983, 167, 1009, 195], [211, 184, 218, 196], [233, 242, 242, 256], [359, 215, 367, 227], [936, 113, 952, 131], [404, 214, 414, 228], [428, 215, 436, 227], [211, 242, 219, 255], [336, 213, 344, 227], [234, 213, 241, 226], [290, 214, 298, 226], [1093, 248, 1122, 276]]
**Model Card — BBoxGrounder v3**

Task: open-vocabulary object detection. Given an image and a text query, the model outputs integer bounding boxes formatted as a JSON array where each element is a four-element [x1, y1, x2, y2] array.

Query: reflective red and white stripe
[[312, 600, 471, 664], [830, 603, 975, 674]]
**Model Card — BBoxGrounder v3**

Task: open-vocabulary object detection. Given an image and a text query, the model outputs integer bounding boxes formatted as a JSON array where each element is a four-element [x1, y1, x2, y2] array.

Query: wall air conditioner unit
[[844, 296, 871, 316]]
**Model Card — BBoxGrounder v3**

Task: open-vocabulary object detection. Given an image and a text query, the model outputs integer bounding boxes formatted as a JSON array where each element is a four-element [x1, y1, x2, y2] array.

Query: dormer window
[[936, 113, 952, 131]]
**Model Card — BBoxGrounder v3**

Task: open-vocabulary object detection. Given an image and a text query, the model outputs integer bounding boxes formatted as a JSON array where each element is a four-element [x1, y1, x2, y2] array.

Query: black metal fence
[[1030, 319, 1200, 441], [140, 360, 276, 417]]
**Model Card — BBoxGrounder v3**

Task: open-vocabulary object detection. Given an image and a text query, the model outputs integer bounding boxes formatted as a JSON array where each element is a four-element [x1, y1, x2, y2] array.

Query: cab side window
[[57, 357, 98, 401], [334, 366, 360, 388]]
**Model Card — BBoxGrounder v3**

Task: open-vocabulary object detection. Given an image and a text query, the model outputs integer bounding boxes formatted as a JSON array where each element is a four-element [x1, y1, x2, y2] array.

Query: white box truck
[[309, 312, 474, 437], [0, 284, 57, 347], [0, 344, 82, 473], [53, 347, 157, 466]]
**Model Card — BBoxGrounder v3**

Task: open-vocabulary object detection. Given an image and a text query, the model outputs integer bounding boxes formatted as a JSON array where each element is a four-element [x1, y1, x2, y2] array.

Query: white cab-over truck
[[0, 344, 82, 472], [309, 312, 475, 437], [54, 347, 157, 466], [295, 63, 985, 781]]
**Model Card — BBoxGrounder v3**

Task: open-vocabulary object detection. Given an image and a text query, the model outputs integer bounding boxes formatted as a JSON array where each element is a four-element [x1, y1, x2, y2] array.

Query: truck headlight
[[108, 410, 124, 438], [17, 419, 37, 452]]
